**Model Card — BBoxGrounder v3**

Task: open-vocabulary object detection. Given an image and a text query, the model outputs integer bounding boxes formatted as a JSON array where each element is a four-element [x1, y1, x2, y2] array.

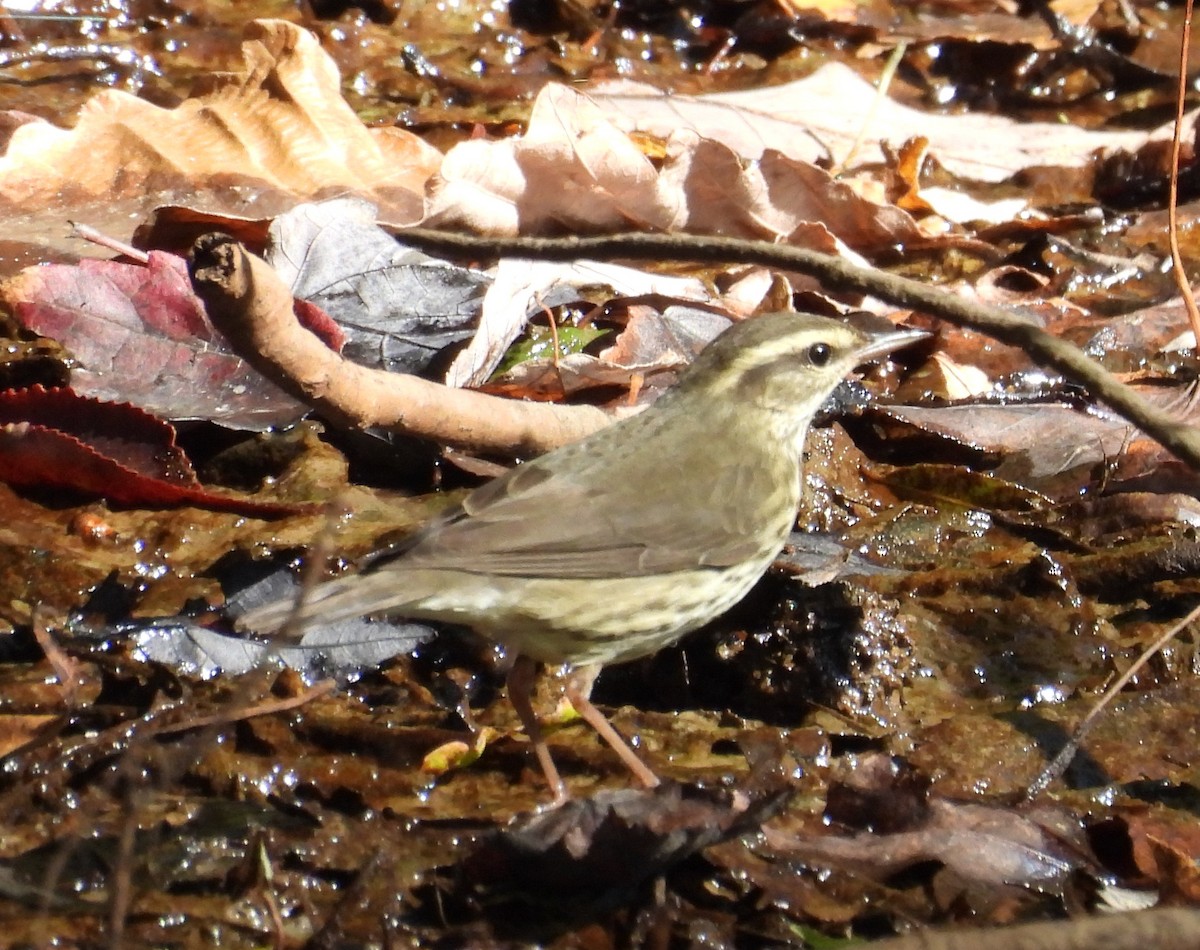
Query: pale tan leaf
[[423, 83, 674, 235], [0, 20, 440, 222], [591, 63, 1187, 183]]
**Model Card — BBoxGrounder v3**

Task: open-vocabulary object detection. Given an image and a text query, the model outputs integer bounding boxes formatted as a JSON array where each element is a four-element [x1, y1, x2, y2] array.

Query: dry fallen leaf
[[0, 386, 303, 515], [590, 63, 1189, 184], [2, 251, 309, 429], [0, 20, 441, 223]]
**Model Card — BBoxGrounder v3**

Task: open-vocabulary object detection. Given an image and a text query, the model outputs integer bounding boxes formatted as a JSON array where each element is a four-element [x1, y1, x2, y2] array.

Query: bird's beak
[[855, 325, 930, 364]]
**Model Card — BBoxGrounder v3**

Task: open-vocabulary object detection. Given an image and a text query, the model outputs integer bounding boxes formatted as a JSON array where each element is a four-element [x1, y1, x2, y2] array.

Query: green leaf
[[493, 324, 610, 377]]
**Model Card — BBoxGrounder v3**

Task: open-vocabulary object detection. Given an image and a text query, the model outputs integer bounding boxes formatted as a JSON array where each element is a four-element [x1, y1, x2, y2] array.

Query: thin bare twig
[[69, 222, 150, 263], [1026, 602, 1200, 798], [835, 40, 909, 174], [30, 605, 84, 706], [1168, 0, 1200, 341], [392, 228, 1200, 471], [145, 678, 337, 738]]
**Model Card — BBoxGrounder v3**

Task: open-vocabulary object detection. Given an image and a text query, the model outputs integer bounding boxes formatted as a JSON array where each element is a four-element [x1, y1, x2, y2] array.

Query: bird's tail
[[236, 569, 436, 634]]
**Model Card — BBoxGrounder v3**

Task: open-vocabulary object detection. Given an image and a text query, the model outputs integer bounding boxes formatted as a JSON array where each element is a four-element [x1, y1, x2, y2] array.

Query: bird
[[237, 311, 925, 801]]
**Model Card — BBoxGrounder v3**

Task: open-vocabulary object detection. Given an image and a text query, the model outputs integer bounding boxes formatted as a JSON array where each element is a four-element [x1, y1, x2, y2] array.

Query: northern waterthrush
[[240, 311, 925, 800]]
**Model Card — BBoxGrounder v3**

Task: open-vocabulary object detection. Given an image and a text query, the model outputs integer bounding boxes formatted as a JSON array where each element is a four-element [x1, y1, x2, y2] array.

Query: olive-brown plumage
[[240, 311, 924, 799]]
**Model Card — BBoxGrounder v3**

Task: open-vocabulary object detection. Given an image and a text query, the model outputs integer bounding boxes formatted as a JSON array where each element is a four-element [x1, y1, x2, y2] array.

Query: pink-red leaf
[[3, 252, 314, 431], [0, 387, 301, 516]]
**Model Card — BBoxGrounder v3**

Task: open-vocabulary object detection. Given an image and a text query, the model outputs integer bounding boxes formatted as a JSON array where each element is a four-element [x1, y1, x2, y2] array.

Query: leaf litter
[[2, 2, 1200, 946]]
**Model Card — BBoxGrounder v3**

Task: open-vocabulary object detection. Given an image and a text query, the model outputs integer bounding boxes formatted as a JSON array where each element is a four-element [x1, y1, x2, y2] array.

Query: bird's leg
[[505, 655, 568, 803], [564, 664, 661, 790]]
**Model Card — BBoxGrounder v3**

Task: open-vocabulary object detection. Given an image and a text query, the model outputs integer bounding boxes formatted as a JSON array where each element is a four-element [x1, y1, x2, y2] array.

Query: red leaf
[[0, 387, 303, 516], [3, 252, 323, 430]]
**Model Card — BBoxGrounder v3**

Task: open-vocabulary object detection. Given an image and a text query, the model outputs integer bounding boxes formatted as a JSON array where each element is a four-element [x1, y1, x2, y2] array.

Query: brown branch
[[187, 233, 610, 457], [391, 229, 1200, 471], [190, 225, 1200, 471]]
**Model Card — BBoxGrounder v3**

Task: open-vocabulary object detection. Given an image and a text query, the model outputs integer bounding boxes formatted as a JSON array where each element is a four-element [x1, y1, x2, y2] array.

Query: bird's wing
[[370, 430, 795, 580]]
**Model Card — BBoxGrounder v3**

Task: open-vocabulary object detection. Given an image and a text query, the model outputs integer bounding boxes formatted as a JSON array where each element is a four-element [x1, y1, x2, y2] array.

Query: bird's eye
[[807, 342, 832, 366]]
